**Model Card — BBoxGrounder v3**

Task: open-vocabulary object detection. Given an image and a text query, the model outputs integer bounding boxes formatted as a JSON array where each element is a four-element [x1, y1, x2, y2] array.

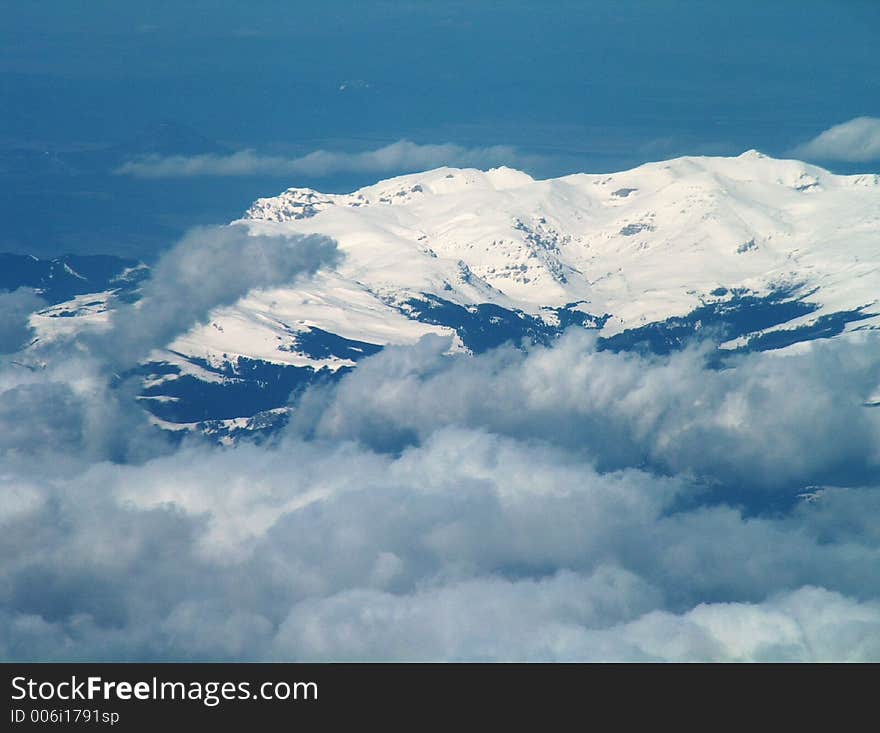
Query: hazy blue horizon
[[2, 1, 879, 259]]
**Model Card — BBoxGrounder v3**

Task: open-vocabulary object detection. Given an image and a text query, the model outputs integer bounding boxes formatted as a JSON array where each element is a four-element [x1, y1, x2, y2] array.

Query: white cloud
[[114, 140, 521, 178], [91, 225, 339, 369], [794, 117, 880, 162], [0, 225, 340, 464], [3, 250, 880, 660], [2, 423, 880, 660], [0, 288, 44, 354], [290, 331, 880, 493], [273, 582, 880, 662]]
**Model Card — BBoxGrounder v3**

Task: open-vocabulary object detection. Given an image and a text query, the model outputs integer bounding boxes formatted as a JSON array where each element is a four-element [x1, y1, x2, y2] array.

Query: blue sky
[[2, 1, 879, 257]]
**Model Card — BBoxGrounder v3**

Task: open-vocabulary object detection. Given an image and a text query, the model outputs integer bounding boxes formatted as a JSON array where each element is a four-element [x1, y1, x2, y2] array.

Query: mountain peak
[[233, 151, 878, 342], [739, 148, 768, 159]]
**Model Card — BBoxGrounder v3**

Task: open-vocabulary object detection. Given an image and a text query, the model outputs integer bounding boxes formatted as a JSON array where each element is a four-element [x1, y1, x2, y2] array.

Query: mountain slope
[[26, 151, 880, 433], [240, 151, 878, 333]]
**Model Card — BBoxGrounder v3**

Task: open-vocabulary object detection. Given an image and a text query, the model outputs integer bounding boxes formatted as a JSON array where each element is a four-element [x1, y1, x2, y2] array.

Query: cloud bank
[[2, 223, 880, 660], [794, 117, 880, 163], [114, 140, 521, 178], [2, 417, 880, 661], [290, 333, 880, 495]]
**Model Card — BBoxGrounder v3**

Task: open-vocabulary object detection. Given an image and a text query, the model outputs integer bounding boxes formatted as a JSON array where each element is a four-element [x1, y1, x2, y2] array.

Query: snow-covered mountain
[[27, 151, 880, 434]]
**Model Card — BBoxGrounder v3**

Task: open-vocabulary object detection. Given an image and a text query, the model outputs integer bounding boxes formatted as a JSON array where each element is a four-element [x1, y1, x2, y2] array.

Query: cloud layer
[[2, 419, 880, 661], [794, 117, 880, 163], [2, 222, 880, 660], [114, 140, 521, 178]]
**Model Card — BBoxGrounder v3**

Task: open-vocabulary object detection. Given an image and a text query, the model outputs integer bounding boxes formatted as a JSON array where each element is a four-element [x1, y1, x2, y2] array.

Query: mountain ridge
[[19, 151, 880, 432]]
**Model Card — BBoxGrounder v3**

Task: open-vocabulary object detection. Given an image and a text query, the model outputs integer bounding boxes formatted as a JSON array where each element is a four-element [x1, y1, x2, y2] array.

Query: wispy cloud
[[793, 117, 880, 163], [114, 140, 521, 179], [92, 225, 339, 370], [0, 288, 44, 354]]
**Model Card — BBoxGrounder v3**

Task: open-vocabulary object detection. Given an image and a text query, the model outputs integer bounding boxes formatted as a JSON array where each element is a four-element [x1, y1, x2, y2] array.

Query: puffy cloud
[[793, 117, 880, 163], [0, 355, 169, 466], [0, 288, 44, 354], [613, 587, 880, 662], [1, 420, 880, 661], [92, 225, 339, 370], [290, 331, 880, 495], [0, 225, 338, 464], [274, 583, 880, 662], [114, 140, 521, 178], [2, 262, 880, 659]]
